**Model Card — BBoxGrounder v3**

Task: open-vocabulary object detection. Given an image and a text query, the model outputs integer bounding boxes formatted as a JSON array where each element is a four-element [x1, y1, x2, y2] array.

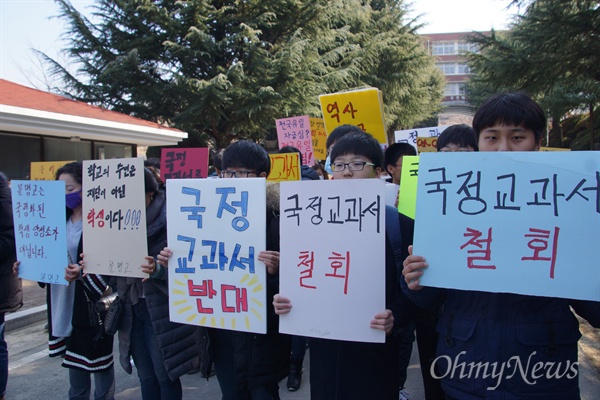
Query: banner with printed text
[[160, 148, 209, 180], [11, 180, 68, 285], [414, 151, 600, 301], [30, 161, 74, 180], [82, 158, 148, 278], [319, 88, 387, 145], [267, 153, 301, 182], [275, 115, 314, 166], [167, 178, 267, 334], [279, 179, 386, 343]]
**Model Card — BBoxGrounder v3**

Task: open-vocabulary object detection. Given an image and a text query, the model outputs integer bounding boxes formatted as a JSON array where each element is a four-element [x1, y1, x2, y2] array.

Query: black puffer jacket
[[0, 172, 22, 315]]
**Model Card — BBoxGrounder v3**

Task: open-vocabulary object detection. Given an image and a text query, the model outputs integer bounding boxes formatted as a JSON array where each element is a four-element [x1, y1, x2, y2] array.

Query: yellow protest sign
[[416, 137, 438, 153], [267, 153, 301, 182], [319, 88, 387, 145], [310, 118, 327, 161], [397, 156, 419, 219], [30, 161, 74, 180], [541, 147, 571, 151]]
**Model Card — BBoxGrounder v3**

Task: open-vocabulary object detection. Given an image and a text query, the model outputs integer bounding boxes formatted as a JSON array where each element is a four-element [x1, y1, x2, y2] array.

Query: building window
[[457, 42, 478, 53], [0, 132, 41, 179], [457, 64, 471, 74], [436, 63, 456, 75], [44, 137, 92, 161], [444, 82, 467, 96], [432, 42, 456, 55]]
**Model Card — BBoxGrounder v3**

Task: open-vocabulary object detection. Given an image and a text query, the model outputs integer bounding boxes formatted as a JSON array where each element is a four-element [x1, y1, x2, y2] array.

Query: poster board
[[319, 88, 387, 145], [30, 161, 74, 181], [82, 158, 148, 278], [167, 178, 268, 334], [310, 118, 327, 161], [160, 148, 209, 179], [397, 156, 420, 219], [413, 151, 600, 301], [267, 153, 301, 182], [11, 180, 68, 284], [279, 179, 386, 342], [394, 126, 449, 153], [275, 115, 314, 166]]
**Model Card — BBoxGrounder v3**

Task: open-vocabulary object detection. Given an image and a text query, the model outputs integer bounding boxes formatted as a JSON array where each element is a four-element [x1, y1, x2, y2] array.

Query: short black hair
[[56, 161, 83, 184], [326, 124, 364, 151], [212, 148, 225, 171], [144, 158, 161, 170], [384, 143, 417, 168], [279, 145, 303, 166], [144, 167, 160, 194], [330, 132, 383, 168], [437, 124, 478, 151], [222, 140, 271, 175], [472, 92, 546, 142]]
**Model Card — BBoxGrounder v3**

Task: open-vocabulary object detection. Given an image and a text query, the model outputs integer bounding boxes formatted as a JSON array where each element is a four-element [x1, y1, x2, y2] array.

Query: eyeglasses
[[220, 170, 257, 178], [331, 161, 376, 172]]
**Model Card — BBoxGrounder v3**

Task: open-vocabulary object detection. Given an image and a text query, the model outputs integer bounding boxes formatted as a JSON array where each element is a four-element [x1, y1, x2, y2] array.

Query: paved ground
[[4, 280, 599, 399]]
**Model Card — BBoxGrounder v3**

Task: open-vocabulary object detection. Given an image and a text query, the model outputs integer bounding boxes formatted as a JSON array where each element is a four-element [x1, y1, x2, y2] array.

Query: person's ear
[[534, 137, 542, 151], [374, 167, 382, 179], [386, 165, 394, 175], [259, 171, 268, 178]]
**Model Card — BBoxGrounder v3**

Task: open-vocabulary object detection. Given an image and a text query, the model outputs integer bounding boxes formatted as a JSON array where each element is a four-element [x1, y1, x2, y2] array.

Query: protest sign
[[11, 180, 68, 284], [275, 115, 314, 166], [416, 137, 438, 153], [319, 88, 387, 145], [82, 158, 148, 278], [397, 156, 419, 218], [414, 151, 600, 301], [30, 161, 74, 180], [394, 126, 449, 153], [160, 148, 209, 180], [267, 153, 301, 182], [310, 118, 327, 161], [279, 179, 386, 343], [167, 178, 267, 334]]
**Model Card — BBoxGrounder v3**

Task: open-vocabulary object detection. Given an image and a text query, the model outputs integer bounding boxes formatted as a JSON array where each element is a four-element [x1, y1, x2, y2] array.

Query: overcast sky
[[0, 0, 519, 88]]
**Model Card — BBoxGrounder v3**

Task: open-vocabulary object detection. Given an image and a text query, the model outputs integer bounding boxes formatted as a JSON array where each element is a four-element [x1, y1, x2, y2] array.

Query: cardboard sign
[[279, 179, 386, 343], [82, 158, 148, 278], [160, 148, 209, 180], [416, 137, 438, 153], [394, 126, 449, 153], [11, 180, 68, 285], [541, 147, 571, 152], [414, 151, 600, 301], [319, 88, 387, 145], [275, 115, 314, 166], [167, 178, 267, 334], [397, 156, 419, 219], [268, 153, 301, 182], [310, 118, 327, 161], [30, 161, 74, 181]]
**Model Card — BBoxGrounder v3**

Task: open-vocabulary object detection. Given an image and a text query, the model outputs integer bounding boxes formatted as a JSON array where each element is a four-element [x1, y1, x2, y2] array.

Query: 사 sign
[[82, 158, 148, 278], [279, 179, 386, 343], [166, 178, 268, 334], [414, 151, 600, 301]]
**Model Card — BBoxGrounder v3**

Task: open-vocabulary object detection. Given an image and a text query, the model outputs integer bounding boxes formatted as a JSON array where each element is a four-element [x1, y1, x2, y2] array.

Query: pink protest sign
[[161, 148, 209, 180], [275, 115, 314, 167]]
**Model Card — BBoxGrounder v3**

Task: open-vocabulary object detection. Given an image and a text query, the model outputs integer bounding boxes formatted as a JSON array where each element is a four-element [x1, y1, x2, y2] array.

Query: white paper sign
[[394, 125, 449, 152], [82, 158, 148, 278], [279, 179, 386, 343], [167, 178, 267, 334]]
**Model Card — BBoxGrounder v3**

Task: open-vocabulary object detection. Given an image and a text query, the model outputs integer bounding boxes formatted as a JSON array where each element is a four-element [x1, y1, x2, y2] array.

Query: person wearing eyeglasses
[[158, 140, 290, 400], [274, 131, 439, 400]]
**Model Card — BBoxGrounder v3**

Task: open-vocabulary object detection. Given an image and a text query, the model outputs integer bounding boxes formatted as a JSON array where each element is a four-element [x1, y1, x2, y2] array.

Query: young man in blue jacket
[[402, 92, 600, 400]]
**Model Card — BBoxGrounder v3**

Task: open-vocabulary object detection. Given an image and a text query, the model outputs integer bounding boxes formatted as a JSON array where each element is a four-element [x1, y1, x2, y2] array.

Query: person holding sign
[[158, 140, 290, 400], [403, 93, 600, 400], [0, 172, 22, 400], [14, 162, 115, 400], [110, 168, 203, 400], [274, 131, 440, 400]]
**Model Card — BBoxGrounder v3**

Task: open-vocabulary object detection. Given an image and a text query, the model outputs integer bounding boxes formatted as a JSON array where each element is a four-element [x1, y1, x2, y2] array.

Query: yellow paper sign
[[267, 153, 301, 182], [541, 147, 571, 152], [416, 137, 438, 153], [310, 118, 328, 161], [30, 161, 74, 180], [397, 156, 419, 219], [319, 88, 387, 145]]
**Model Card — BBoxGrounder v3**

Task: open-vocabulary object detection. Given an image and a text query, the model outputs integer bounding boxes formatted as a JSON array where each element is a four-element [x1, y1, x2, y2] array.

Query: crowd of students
[[1, 92, 599, 400]]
